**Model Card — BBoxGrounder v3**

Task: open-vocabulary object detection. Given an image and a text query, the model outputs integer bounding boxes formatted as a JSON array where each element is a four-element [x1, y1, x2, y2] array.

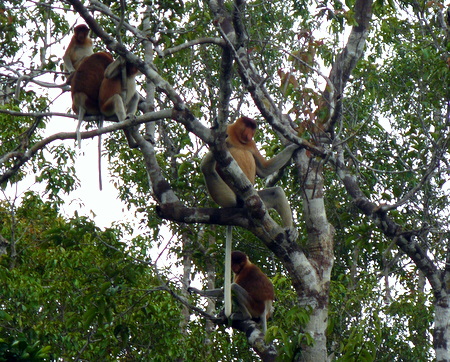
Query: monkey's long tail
[[75, 108, 85, 149], [97, 120, 103, 191], [224, 225, 232, 317]]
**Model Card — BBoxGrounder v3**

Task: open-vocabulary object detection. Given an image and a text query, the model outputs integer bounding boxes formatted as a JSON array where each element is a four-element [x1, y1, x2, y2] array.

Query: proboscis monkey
[[231, 251, 274, 333], [70, 51, 113, 190], [63, 24, 94, 78], [99, 58, 140, 148], [70, 51, 114, 146], [201, 116, 298, 317], [188, 250, 275, 334], [201, 116, 297, 226]]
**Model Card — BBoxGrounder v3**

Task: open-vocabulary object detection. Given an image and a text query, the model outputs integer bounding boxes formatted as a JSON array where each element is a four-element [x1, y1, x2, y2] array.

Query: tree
[[0, 192, 204, 360], [1, 0, 449, 360]]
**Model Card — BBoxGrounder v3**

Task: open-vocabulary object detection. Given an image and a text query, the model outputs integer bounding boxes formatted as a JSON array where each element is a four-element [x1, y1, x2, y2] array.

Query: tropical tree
[[1, 0, 449, 361]]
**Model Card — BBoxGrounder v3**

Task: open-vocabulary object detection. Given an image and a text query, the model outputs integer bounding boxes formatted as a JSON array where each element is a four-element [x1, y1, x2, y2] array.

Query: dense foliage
[[1, 0, 449, 360]]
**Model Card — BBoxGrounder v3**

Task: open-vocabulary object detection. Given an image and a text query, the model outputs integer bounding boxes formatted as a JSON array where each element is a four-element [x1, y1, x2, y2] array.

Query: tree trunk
[[295, 151, 334, 361], [142, 5, 156, 141], [435, 295, 450, 362]]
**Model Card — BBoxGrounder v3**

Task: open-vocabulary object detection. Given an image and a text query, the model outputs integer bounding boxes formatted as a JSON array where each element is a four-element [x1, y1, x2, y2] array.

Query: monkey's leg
[[123, 92, 139, 148], [123, 93, 139, 148], [75, 106, 86, 149], [230, 283, 253, 320], [200, 152, 238, 207], [103, 94, 136, 148], [126, 92, 139, 116], [260, 300, 273, 333], [261, 314, 267, 333], [106, 94, 126, 122], [258, 187, 293, 227], [231, 283, 270, 333]]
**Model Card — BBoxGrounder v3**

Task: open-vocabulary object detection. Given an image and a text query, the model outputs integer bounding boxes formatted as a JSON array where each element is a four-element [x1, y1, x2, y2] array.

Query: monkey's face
[[240, 127, 254, 144], [76, 31, 89, 42], [75, 25, 90, 42], [231, 251, 248, 274], [236, 117, 257, 144], [231, 261, 245, 274]]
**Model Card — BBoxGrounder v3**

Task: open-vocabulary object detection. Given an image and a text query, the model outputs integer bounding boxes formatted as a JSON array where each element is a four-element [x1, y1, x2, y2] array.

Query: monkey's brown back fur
[[71, 52, 113, 115], [232, 251, 275, 316]]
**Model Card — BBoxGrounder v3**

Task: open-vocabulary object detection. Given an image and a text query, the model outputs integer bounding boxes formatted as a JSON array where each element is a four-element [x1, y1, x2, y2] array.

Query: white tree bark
[[434, 296, 450, 361], [295, 151, 334, 362]]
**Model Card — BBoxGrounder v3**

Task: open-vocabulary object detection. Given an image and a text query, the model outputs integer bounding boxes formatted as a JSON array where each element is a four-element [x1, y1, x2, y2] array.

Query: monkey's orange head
[[230, 117, 256, 144], [231, 251, 249, 274], [74, 24, 90, 41], [239, 116, 257, 130]]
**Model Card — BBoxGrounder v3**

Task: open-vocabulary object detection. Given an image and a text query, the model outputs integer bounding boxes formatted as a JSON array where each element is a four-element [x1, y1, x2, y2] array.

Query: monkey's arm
[[200, 152, 237, 207], [188, 285, 253, 317], [188, 286, 224, 298], [230, 283, 253, 319], [104, 58, 122, 79], [254, 144, 299, 178], [63, 51, 75, 73]]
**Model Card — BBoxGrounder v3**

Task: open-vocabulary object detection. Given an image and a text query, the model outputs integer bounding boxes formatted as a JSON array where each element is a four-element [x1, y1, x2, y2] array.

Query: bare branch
[[0, 110, 173, 184], [0, 109, 76, 118], [14, 75, 70, 94], [89, 0, 147, 40], [211, 0, 325, 157], [162, 38, 225, 57], [323, 0, 373, 131]]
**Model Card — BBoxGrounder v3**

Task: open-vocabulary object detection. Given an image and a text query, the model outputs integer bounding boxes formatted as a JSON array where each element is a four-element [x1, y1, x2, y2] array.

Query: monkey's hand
[[188, 287, 224, 299], [65, 72, 75, 85], [187, 286, 202, 295], [124, 113, 137, 124], [285, 226, 298, 241], [230, 311, 252, 322]]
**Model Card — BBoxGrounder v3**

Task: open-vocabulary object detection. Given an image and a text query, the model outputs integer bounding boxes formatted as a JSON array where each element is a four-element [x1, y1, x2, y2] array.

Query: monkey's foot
[[143, 133, 155, 144], [124, 114, 137, 124], [230, 312, 250, 322], [187, 286, 198, 295], [285, 227, 298, 241]]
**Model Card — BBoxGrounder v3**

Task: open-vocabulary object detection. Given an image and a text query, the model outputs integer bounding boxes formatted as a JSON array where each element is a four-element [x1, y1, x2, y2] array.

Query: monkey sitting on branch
[[189, 250, 275, 333], [201, 116, 298, 228], [63, 24, 94, 82]]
